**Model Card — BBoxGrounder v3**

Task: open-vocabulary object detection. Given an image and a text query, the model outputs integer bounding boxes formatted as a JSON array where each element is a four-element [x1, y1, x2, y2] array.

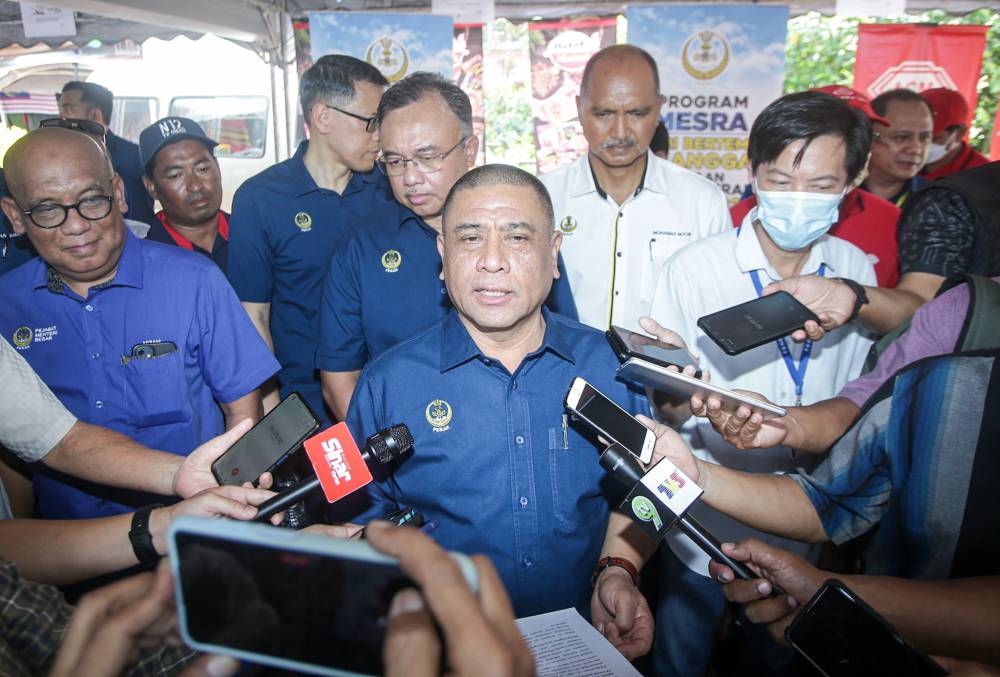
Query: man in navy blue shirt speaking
[[317, 73, 576, 421], [346, 164, 653, 660]]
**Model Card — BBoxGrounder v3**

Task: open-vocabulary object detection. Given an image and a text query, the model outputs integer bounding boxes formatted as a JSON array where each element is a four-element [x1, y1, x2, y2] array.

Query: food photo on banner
[[528, 17, 617, 174], [454, 24, 486, 165], [627, 4, 789, 204]]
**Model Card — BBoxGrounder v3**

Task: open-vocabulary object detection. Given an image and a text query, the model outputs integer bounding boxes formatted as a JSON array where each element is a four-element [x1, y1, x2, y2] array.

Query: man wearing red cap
[[921, 87, 990, 181], [730, 86, 901, 287]]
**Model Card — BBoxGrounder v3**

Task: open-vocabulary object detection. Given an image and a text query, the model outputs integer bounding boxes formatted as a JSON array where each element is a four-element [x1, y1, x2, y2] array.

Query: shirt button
[[614, 290, 620, 296], [522, 557, 534, 567], [511, 381, 518, 390], [616, 251, 623, 257], [519, 496, 528, 507], [85, 304, 94, 312], [440, 287, 447, 295], [91, 352, 100, 360], [95, 400, 104, 408], [515, 435, 525, 445]]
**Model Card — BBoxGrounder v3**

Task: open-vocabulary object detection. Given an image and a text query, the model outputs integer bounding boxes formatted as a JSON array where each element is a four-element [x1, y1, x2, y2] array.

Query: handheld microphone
[[255, 422, 413, 522], [600, 444, 762, 584]]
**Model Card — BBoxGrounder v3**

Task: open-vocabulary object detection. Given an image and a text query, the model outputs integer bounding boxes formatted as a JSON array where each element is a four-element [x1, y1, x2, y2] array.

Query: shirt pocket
[[548, 425, 607, 532], [123, 351, 190, 428], [640, 238, 677, 303]]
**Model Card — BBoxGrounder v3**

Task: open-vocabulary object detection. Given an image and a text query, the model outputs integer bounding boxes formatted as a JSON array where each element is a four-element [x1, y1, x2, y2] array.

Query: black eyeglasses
[[20, 194, 115, 229], [377, 138, 469, 177], [39, 117, 106, 140], [323, 104, 377, 133]]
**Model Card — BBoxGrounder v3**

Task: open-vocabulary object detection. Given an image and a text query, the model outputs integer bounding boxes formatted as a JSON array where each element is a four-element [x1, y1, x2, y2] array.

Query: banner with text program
[[627, 4, 788, 203]]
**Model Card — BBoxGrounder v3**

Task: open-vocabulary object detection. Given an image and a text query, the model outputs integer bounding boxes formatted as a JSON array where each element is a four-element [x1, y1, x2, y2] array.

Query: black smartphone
[[785, 579, 946, 677], [606, 325, 702, 378], [697, 291, 820, 356], [170, 517, 478, 677], [564, 377, 655, 463], [211, 392, 320, 486]]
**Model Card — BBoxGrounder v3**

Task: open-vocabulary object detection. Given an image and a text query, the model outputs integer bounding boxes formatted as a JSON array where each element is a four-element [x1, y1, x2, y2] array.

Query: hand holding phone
[[565, 377, 655, 463], [607, 324, 702, 378], [211, 392, 319, 486], [169, 516, 479, 676], [786, 579, 946, 677], [697, 291, 820, 356]]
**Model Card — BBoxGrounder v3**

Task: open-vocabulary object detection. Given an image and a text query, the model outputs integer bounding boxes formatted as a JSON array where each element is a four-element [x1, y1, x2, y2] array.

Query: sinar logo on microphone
[[322, 437, 353, 485], [425, 399, 452, 432]]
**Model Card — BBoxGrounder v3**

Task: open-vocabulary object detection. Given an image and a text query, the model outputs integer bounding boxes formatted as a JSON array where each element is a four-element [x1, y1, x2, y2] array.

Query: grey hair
[[376, 72, 473, 139], [442, 164, 554, 232], [299, 54, 388, 119]]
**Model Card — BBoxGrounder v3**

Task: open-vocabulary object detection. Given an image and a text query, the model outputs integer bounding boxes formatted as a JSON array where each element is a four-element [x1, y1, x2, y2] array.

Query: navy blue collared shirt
[[315, 203, 578, 372], [106, 131, 156, 227], [0, 231, 279, 519], [346, 308, 647, 617], [227, 141, 392, 422]]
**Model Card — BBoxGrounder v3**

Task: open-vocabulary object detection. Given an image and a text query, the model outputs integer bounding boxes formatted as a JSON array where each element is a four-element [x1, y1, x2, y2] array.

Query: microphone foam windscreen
[[369, 423, 414, 465]]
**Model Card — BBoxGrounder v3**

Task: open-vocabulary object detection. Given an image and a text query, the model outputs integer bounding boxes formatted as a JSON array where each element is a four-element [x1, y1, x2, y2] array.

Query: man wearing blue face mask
[[643, 91, 876, 677]]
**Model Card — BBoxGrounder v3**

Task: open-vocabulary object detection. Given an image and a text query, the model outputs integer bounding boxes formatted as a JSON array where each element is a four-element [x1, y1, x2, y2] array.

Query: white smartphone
[[564, 377, 655, 463], [168, 516, 479, 677], [617, 358, 787, 419]]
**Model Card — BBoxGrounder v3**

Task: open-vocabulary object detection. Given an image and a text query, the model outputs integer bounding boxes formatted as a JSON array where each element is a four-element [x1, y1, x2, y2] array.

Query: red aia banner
[[854, 23, 987, 115]]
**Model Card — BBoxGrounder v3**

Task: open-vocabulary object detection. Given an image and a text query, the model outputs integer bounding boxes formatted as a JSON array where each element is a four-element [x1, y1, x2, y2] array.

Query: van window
[[113, 97, 158, 143], [169, 96, 268, 158]]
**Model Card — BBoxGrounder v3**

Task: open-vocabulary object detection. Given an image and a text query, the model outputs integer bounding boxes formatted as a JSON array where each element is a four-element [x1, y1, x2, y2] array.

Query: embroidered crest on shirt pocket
[[425, 399, 452, 432], [381, 249, 402, 273]]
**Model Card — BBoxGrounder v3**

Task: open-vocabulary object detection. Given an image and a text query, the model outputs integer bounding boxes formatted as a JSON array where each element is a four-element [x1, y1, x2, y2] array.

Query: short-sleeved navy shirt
[[227, 141, 392, 421], [315, 203, 578, 372]]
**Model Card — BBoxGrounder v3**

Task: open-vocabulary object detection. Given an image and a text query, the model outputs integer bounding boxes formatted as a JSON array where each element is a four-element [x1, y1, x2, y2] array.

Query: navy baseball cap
[[139, 117, 218, 173]]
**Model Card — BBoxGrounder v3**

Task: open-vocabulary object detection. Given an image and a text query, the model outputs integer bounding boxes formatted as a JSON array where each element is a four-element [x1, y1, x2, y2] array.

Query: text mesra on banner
[[627, 4, 788, 204]]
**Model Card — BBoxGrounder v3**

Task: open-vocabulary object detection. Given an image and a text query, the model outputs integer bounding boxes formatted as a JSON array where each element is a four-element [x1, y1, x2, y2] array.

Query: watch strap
[[836, 277, 869, 323], [129, 503, 163, 568], [591, 556, 640, 588]]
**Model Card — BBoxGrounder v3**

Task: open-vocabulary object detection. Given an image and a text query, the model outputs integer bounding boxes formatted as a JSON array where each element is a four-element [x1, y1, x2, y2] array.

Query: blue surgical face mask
[[752, 181, 844, 251]]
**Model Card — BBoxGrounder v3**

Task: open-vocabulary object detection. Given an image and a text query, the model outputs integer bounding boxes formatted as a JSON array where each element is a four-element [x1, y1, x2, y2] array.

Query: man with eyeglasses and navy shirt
[[0, 127, 278, 522], [316, 73, 577, 422], [227, 55, 392, 422]]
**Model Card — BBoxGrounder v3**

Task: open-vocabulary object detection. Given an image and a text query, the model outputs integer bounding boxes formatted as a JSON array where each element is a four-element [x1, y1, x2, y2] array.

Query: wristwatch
[[129, 503, 164, 568], [836, 277, 869, 323], [591, 556, 641, 588]]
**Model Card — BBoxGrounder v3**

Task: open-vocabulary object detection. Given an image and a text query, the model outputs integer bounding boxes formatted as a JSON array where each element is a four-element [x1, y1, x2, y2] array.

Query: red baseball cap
[[812, 85, 891, 127], [921, 87, 970, 135]]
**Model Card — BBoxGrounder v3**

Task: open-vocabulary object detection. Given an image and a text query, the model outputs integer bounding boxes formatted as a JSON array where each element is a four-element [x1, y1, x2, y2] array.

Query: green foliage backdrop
[[785, 9, 999, 151]]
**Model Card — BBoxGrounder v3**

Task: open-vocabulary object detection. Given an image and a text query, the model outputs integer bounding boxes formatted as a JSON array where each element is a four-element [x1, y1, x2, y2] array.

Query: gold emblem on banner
[[366, 36, 410, 83], [681, 30, 730, 81]]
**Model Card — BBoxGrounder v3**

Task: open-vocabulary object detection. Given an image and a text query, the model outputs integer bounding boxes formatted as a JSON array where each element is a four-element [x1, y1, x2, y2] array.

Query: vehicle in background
[[0, 33, 291, 212]]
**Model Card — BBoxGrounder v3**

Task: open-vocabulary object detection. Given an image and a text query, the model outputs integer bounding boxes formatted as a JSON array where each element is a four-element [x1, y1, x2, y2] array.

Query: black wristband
[[836, 277, 869, 323], [129, 504, 163, 568]]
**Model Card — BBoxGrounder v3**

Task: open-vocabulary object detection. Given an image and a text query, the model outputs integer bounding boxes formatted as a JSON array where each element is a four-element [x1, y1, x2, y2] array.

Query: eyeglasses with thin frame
[[19, 193, 115, 229], [323, 104, 377, 133], [39, 117, 106, 140], [377, 137, 469, 177]]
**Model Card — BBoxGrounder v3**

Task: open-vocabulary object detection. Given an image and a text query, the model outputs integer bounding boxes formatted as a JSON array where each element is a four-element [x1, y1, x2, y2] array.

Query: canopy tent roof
[[1, 0, 998, 52]]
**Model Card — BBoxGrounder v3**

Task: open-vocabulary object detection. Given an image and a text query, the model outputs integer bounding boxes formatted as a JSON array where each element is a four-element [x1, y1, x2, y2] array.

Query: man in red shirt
[[921, 87, 990, 181], [730, 86, 900, 287]]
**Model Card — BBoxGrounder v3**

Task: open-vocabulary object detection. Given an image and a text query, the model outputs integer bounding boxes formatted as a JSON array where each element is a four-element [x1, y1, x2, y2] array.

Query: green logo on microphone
[[631, 495, 663, 531]]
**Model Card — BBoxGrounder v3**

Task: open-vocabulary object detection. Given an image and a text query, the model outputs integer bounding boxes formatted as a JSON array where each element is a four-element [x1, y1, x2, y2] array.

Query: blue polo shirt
[[346, 308, 646, 617], [0, 231, 280, 519], [315, 203, 579, 372], [227, 141, 392, 423]]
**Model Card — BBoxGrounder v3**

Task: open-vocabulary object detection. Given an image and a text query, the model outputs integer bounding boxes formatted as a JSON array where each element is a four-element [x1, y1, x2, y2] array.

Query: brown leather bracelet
[[591, 555, 640, 588]]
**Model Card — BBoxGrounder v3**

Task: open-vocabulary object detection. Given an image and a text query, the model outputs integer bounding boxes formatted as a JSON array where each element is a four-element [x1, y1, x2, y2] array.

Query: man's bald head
[[580, 44, 661, 99], [0, 126, 126, 296], [4, 127, 113, 203]]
